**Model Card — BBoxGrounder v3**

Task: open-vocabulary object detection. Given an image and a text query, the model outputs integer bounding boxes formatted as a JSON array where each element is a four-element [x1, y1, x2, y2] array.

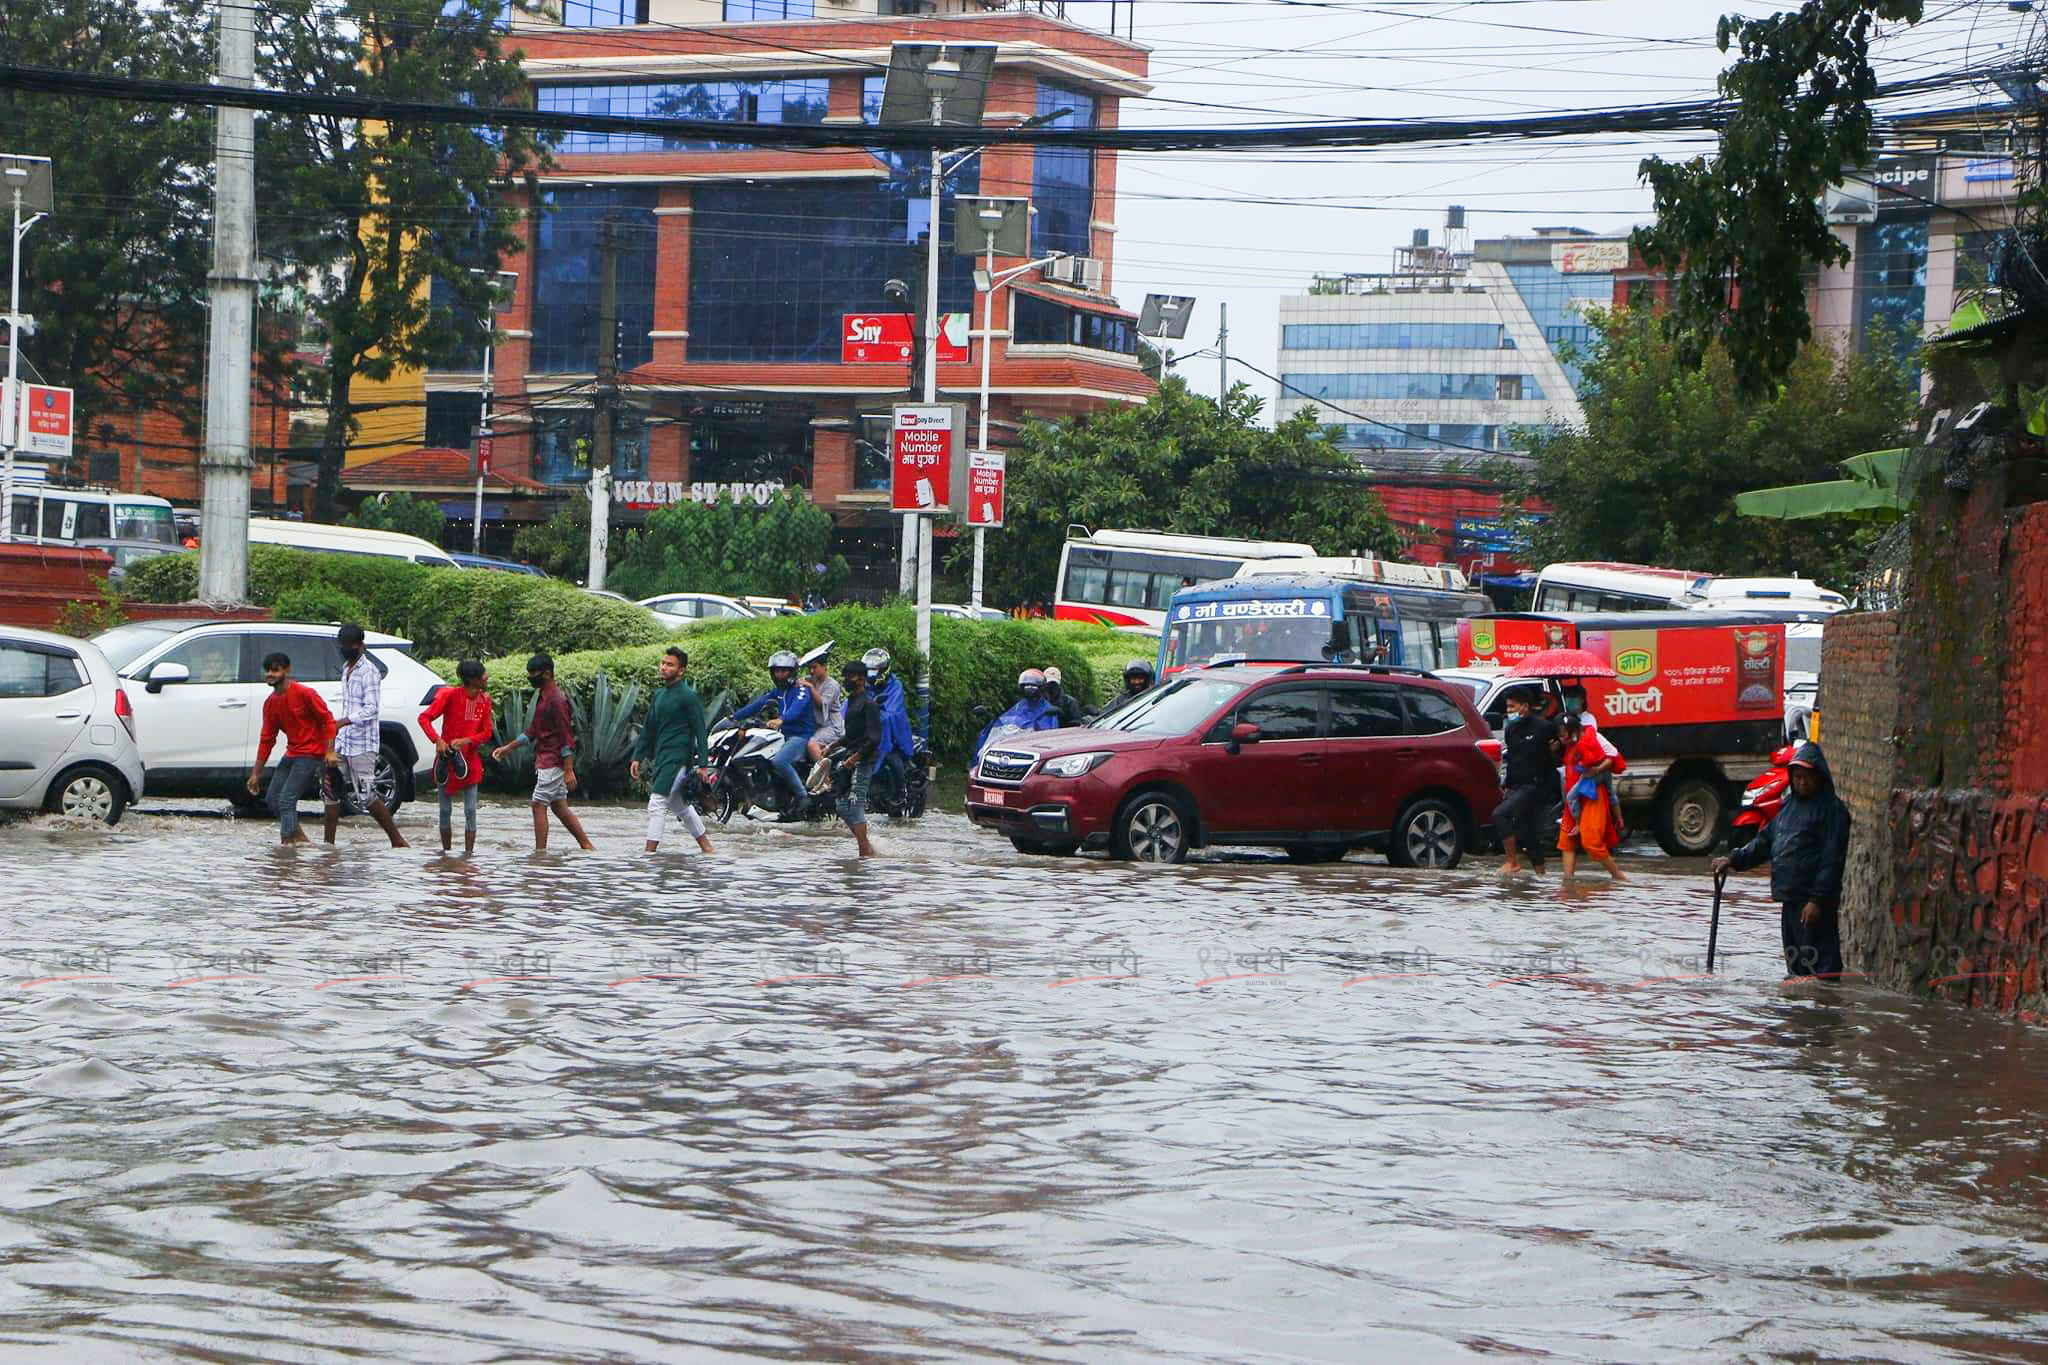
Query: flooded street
[[1, 797, 2045, 1362]]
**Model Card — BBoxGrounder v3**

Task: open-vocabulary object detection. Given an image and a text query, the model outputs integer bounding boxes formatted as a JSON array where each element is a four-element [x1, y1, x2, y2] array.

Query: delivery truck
[[1457, 611, 1790, 857]]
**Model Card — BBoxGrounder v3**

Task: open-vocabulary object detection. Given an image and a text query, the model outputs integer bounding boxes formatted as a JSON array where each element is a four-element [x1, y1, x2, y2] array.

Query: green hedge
[[429, 606, 1124, 767], [121, 546, 666, 660]]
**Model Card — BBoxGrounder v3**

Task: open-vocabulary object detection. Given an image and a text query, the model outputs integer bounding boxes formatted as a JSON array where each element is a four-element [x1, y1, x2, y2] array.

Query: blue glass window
[[531, 407, 649, 485], [1281, 322, 1506, 351], [535, 79, 830, 154], [561, 0, 645, 23], [530, 187, 657, 374], [688, 158, 981, 363], [723, 0, 812, 17], [1502, 262, 1611, 392], [1014, 293, 1136, 355], [1281, 373, 1544, 401], [1033, 83, 1097, 259], [1857, 216, 1928, 373], [1325, 423, 1503, 451]]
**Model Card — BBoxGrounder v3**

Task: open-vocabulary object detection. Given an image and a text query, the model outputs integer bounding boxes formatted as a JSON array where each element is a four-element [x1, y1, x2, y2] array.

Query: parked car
[[742, 594, 804, 617], [76, 537, 179, 586], [450, 551, 547, 576], [583, 588, 691, 630], [92, 619, 440, 813], [637, 592, 759, 624], [932, 604, 1009, 622], [0, 626, 146, 825], [966, 663, 1502, 866]]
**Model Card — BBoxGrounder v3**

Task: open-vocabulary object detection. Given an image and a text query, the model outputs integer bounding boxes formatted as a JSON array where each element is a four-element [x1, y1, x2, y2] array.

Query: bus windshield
[[114, 502, 177, 544], [1163, 613, 1361, 671]]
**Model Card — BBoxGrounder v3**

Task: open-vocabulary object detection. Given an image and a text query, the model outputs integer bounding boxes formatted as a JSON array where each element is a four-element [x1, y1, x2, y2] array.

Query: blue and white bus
[[1158, 564, 1490, 676]]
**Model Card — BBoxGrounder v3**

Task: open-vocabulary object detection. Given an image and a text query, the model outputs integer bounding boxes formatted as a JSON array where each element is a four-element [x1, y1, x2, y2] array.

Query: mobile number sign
[[890, 403, 965, 515], [963, 450, 1005, 528]]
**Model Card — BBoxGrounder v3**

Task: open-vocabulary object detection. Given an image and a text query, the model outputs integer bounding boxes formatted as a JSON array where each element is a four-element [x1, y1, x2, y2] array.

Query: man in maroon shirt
[[491, 651, 594, 851], [244, 651, 338, 845]]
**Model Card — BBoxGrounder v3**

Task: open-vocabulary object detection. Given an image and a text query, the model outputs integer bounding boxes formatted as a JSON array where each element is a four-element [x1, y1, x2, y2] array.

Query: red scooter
[[1730, 743, 1795, 845]]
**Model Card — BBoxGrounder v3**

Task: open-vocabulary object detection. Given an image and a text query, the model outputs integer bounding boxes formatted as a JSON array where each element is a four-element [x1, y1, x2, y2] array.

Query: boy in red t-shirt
[[420, 658, 494, 855], [245, 651, 338, 844]]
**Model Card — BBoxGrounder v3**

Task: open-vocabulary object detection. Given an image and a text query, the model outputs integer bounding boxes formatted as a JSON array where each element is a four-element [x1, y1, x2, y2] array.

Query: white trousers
[[646, 789, 706, 845]]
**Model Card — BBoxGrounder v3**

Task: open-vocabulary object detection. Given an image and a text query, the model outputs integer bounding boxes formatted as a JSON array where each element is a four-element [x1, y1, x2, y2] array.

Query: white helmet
[[767, 649, 799, 673], [1018, 668, 1046, 695], [863, 647, 892, 682]]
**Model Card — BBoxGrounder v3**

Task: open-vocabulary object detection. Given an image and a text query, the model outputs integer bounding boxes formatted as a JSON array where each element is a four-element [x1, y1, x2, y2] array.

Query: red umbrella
[[1506, 648, 1617, 679]]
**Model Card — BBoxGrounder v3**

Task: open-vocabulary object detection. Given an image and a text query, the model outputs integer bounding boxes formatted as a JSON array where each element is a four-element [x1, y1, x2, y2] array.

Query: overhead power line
[[0, 60, 2005, 155]]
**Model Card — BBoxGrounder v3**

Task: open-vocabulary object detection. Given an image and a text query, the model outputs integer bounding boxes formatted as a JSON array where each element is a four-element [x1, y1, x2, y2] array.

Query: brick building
[[352, 2, 1156, 579]]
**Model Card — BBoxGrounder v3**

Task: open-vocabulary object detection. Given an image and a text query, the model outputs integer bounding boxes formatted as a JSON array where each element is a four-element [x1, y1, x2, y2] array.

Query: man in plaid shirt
[[326, 623, 410, 847]]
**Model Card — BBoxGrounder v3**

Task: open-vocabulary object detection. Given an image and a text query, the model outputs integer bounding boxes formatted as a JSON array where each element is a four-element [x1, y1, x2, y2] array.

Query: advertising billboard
[[963, 450, 1005, 528], [890, 403, 965, 514], [1457, 617, 1785, 727]]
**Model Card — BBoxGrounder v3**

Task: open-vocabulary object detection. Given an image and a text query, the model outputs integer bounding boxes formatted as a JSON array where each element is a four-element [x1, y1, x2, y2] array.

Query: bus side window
[[75, 502, 111, 540], [1400, 619, 1436, 669], [8, 496, 36, 540]]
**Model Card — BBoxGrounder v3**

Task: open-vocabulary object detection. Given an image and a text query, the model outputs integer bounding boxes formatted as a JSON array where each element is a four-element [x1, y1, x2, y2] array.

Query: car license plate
[[975, 787, 1006, 807]]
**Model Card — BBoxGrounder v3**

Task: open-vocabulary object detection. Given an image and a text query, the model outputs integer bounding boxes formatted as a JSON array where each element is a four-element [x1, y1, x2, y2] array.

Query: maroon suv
[[967, 664, 1503, 865]]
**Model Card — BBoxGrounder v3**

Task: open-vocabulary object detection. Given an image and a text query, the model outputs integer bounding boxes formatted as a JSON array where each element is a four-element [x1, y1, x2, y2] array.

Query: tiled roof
[[342, 446, 553, 493]]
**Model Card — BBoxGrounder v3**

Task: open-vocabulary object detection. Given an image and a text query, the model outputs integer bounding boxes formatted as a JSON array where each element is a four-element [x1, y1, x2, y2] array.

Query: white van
[[247, 517, 457, 569], [1530, 562, 1712, 613], [6, 483, 179, 548]]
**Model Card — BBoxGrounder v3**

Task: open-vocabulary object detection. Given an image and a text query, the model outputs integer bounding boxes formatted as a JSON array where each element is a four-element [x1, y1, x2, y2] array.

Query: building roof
[[341, 447, 553, 494]]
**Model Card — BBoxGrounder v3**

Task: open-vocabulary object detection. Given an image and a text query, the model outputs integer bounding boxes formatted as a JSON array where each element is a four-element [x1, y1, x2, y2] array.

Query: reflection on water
[[0, 798, 2044, 1361]]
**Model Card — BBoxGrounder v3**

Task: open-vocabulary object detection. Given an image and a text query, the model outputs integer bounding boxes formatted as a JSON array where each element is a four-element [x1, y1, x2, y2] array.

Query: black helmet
[[1123, 658, 1155, 688]]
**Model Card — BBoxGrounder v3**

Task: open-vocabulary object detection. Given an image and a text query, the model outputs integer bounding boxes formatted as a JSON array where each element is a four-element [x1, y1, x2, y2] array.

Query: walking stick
[[1707, 866, 1728, 972]]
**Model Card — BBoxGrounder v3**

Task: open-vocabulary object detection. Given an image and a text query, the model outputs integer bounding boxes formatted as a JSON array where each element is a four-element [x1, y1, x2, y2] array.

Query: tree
[[1634, 0, 1924, 395], [1497, 306, 1916, 590], [607, 493, 849, 602], [511, 497, 588, 582], [0, 1, 215, 446], [255, 0, 552, 521], [960, 377, 1404, 607], [344, 491, 446, 542]]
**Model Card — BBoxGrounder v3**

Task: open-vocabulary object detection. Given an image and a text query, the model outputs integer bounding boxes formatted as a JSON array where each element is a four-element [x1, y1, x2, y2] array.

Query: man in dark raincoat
[[1713, 741, 1851, 979]]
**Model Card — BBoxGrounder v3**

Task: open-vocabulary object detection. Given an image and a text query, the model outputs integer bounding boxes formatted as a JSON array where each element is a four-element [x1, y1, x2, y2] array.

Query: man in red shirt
[[491, 652, 594, 851], [245, 650, 338, 845]]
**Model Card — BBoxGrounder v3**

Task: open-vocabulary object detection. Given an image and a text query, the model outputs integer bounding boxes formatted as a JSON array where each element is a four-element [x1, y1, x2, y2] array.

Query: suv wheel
[[343, 746, 404, 816], [1390, 798, 1465, 869], [1112, 791, 1192, 864], [45, 765, 126, 826], [1655, 776, 1726, 857]]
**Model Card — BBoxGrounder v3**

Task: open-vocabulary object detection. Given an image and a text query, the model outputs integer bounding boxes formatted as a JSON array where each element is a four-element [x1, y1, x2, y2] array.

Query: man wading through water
[[1496, 689, 1559, 877], [634, 646, 715, 855], [492, 653, 595, 851], [330, 624, 409, 848], [1714, 741, 1850, 979]]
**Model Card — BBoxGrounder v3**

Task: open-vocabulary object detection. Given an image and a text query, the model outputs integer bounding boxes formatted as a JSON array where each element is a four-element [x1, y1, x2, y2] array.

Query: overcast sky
[[1101, 0, 2036, 413]]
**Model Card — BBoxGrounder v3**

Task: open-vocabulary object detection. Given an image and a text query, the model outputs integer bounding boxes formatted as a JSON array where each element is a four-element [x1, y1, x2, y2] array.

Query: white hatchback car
[[93, 620, 443, 813], [637, 592, 759, 625], [0, 626, 146, 824]]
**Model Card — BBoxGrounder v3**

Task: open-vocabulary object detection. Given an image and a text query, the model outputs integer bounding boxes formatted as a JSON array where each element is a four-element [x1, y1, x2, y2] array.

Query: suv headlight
[[1040, 751, 1114, 779]]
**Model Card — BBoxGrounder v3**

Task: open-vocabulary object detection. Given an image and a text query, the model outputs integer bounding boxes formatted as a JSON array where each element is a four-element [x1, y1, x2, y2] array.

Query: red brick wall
[[2000, 502, 2048, 792]]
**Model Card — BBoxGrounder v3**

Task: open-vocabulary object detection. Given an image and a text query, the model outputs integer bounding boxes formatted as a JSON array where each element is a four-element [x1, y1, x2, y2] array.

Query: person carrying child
[[1557, 714, 1627, 883]]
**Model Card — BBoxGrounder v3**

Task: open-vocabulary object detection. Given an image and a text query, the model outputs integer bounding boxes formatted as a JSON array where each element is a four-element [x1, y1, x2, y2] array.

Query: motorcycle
[[705, 718, 931, 824], [1730, 742, 1795, 847]]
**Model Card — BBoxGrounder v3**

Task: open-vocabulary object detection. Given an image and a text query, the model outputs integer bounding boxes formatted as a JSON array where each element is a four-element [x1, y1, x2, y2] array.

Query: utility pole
[[585, 217, 618, 592], [1, 154, 52, 544], [1217, 301, 1228, 410], [199, 0, 256, 602]]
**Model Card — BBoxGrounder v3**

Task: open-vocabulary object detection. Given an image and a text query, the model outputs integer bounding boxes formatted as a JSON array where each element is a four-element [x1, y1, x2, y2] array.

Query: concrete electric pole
[[199, 0, 257, 603], [585, 217, 619, 592]]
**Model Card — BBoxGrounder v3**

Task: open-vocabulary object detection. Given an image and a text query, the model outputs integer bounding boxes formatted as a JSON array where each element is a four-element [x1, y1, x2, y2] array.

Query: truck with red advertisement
[[1457, 611, 1790, 857]]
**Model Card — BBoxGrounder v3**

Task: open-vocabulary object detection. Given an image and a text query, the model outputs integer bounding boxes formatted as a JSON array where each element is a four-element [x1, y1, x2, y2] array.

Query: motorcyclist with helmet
[[731, 648, 816, 817], [1091, 658, 1157, 723], [974, 667, 1062, 761], [864, 647, 915, 802]]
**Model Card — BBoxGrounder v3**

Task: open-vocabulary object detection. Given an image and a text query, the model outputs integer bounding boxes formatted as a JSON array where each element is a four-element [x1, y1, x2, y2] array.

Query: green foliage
[[255, 0, 553, 518], [273, 583, 369, 625], [435, 606, 1106, 773], [607, 492, 849, 601], [122, 546, 665, 657], [1497, 306, 1917, 590], [962, 377, 1404, 607], [489, 686, 537, 790], [52, 582, 127, 639], [511, 499, 590, 582], [1634, 0, 1925, 394], [0, 0, 220, 450], [576, 671, 644, 797], [344, 492, 447, 543]]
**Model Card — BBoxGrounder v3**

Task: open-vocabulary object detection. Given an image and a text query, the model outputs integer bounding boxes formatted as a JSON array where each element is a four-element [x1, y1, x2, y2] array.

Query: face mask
[[528, 674, 546, 689], [1563, 697, 1584, 716], [340, 644, 361, 662]]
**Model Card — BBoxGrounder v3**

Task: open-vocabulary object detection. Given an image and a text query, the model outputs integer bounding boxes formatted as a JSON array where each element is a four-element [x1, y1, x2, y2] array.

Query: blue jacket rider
[[861, 648, 915, 796], [975, 668, 1061, 762], [733, 649, 815, 814]]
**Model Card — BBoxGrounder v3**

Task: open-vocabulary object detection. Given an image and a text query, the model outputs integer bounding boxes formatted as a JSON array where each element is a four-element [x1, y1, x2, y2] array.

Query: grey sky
[[1104, 0, 2035, 413]]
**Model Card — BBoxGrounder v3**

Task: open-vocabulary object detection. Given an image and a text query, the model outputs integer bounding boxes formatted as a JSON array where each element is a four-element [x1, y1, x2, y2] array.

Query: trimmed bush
[[433, 605, 1114, 774], [121, 546, 666, 659], [274, 583, 369, 625]]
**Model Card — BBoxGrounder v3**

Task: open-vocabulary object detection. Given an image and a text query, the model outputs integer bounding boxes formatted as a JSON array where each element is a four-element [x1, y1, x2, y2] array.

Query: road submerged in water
[[0, 795, 2044, 1362]]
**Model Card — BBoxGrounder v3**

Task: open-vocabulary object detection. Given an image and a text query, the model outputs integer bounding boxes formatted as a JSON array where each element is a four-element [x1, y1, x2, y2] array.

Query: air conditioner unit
[[1041, 256, 1103, 290], [1077, 258, 1105, 292]]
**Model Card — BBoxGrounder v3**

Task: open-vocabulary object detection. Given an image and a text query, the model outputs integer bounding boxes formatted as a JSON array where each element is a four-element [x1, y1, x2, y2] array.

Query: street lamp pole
[[973, 222, 994, 614], [912, 57, 962, 744], [1, 158, 51, 545], [468, 268, 516, 555]]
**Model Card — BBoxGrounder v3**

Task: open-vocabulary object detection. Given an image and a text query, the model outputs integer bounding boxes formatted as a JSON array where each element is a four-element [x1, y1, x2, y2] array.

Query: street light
[[956, 196, 1036, 615], [0, 154, 52, 545], [878, 42, 995, 741], [467, 268, 518, 555]]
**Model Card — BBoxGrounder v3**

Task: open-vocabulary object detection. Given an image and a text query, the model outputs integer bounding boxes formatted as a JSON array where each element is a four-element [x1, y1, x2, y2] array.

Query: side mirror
[[1229, 721, 1261, 752], [972, 704, 992, 723], [145, 660, 190, 693]]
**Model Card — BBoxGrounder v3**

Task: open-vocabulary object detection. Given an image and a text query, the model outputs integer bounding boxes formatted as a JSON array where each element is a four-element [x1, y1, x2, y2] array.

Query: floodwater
[[0, 795, 2044, 1363]]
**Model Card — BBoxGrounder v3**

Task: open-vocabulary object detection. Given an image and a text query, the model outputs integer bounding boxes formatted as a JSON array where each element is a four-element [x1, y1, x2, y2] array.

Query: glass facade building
[[1325, 422, 1503, 451], [1856, 216, 1930, 368], [530, 187, 658, 374], [536, 80, 830, 153], [1282, 372, 1545, 401], [1501, 263, 1610, 389], [1014, 293, 1137, 355], [561, 0, 646, 24], [1281, 322, 1507, 351], [531, 407, 650, 485], [1033, 83, 1097, 258]]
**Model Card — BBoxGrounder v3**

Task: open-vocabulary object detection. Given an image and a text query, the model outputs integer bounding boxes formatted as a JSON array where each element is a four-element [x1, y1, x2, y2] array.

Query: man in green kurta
[[633, 646, 714, 854]]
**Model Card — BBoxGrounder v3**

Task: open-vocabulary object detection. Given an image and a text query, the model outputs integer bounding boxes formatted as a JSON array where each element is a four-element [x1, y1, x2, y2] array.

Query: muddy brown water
[[0, 795, 2044, 1361]]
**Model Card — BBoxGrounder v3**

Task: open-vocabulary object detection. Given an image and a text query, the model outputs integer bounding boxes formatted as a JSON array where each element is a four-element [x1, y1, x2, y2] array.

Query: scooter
[[1730, 742, 1795, 846], [706, 721, 931, 823]]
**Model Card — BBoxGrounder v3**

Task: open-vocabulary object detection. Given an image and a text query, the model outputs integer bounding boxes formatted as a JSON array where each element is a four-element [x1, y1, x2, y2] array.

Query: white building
[[1275, 227, 1627, 465]]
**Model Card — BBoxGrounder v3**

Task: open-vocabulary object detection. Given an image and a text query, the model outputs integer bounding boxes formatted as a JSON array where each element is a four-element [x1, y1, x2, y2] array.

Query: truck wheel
[[1655, 777, 1726, 857]]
